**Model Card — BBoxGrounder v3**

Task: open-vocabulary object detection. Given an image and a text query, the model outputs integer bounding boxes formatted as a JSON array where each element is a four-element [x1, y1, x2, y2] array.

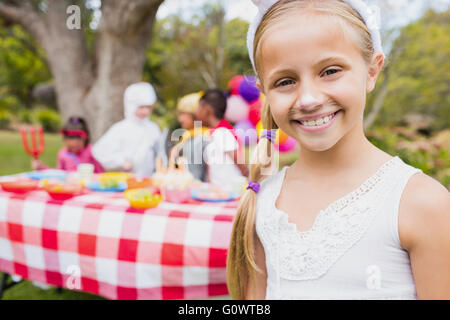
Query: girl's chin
[[290, 132, 341, 152], [301, 140, 339, 152]]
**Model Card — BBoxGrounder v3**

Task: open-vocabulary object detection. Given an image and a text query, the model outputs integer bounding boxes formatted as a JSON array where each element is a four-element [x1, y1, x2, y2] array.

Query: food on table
[[152, 157, 194, 189], [93, 172, 132, 191], [98, 172, 133, 182], [0, 179, 39, 194], [152, 157, 194, 203], [86, 180, 127, 192], [126, 177, 153, 190], [99, 178, 119, 189], [44, 182, 84, 200], [124, 188, 162, 209]]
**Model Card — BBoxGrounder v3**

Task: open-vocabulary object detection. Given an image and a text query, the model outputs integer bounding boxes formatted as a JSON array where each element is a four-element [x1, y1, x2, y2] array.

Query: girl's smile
[[292, 109, 343, 133]]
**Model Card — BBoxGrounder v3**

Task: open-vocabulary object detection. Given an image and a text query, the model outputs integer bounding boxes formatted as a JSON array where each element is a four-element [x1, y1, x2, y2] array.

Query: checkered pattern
[[0, 178, 238, 300]]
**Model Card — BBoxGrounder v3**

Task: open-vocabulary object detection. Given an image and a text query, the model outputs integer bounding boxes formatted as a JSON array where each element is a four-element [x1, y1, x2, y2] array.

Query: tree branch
[[0, 1, 24, 23], [0, 0, 46, 42]]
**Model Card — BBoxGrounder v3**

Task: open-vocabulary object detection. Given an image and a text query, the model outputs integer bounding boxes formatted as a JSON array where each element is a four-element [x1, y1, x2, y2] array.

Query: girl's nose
[[295, 80, 322, 111], [296, 93, 322, 111]]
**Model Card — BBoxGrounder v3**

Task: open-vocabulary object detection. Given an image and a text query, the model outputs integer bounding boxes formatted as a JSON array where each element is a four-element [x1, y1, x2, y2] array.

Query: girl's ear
[[366, 53, 384, 93]]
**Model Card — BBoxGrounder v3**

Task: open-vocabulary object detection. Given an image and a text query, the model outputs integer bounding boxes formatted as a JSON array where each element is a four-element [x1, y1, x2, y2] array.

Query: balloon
[[225, 95, 249, 123], [277, 137, 297, 153], [256, 121, 263, 139], [238, 76, 260, 103], [234, 120, 257, 146], [278, 129, 289, 144], [228, 75, 245, 95], [248, 99, 262, 126]]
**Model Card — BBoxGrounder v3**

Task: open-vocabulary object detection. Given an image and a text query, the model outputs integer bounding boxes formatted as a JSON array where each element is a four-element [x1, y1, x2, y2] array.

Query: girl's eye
[[277, 79, 295, 87], [323, 69, 340, 77]]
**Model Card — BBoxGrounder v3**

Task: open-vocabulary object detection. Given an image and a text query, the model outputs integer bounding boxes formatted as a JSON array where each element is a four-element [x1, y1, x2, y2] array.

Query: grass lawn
[[0, 130, 63, 176]]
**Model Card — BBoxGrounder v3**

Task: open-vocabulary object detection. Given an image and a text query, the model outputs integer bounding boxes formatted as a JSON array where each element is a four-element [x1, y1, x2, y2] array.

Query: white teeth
[[300, 113, 335, 126]]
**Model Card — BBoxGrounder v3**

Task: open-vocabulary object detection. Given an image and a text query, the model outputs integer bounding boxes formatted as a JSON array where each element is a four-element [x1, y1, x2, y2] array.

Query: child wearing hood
[[92, 82, 162, 177]]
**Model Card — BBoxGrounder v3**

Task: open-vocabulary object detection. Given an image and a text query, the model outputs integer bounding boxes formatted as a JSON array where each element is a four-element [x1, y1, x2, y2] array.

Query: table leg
[[0, 273, 25, 299], [0, 273, 9, 300]]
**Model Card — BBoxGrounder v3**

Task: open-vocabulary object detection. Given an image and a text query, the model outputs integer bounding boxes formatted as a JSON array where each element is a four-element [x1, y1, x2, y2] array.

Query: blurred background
[[0, 0, 448, 299]]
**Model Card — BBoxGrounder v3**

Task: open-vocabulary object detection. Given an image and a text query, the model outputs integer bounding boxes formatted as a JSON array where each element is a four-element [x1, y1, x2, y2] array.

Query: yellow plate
[[99, 172, 133, 182]]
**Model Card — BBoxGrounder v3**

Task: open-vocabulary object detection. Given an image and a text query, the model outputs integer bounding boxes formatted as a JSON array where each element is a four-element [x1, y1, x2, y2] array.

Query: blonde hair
[[226, 0, 376, 300]]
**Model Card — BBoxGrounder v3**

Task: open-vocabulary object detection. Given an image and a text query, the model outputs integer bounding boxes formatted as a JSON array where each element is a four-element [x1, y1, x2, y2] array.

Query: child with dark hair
[[195, 89, 248, 185], [31, 116, 104, 173]]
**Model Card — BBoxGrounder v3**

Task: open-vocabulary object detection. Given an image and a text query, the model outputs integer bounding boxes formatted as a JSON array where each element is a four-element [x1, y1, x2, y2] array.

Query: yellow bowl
[[124, 189, 162, 210]]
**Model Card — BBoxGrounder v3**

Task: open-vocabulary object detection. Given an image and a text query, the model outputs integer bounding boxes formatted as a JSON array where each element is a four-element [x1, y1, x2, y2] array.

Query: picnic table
[[0, 172, 238, 300]]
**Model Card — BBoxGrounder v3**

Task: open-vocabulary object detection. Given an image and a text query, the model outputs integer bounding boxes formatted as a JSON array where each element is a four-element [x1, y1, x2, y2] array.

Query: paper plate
[[86, 181, 127, 192], [190, 189, 239, 203], [27, 170, 67, 181]]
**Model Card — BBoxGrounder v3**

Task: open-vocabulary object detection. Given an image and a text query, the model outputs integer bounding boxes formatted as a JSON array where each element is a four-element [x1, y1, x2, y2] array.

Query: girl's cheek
[[268, 92, 294, 116]]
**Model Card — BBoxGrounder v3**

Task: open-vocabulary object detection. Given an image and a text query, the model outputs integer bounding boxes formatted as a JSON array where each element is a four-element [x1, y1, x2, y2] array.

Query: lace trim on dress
[[257, 156, 401, 281]]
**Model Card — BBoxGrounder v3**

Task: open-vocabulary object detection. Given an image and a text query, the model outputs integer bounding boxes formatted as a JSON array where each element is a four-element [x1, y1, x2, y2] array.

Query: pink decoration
[[248, 99, 262, 126], [228, 75, 245, 95], [225, 95, 249, 123], [277, 137, 297, 153]]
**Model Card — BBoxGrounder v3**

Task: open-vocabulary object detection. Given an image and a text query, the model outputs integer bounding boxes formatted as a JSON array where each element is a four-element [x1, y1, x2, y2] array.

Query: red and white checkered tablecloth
[[0, 178, 238, 300]]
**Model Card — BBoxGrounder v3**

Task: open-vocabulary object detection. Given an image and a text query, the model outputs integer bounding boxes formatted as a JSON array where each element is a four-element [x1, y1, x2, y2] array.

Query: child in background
[[170, 92, 209, 181], [92, 82, 162, 177], [227, 0, 449, 300], [195, 89, 248, 185], [31, 116, 104, 173]]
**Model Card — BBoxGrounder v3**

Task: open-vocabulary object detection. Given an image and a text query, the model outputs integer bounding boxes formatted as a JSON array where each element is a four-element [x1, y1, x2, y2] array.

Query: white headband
[[247, 0, 384, 72]]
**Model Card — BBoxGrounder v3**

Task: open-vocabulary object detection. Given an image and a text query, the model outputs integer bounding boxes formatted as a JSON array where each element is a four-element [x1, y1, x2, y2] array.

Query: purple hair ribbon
[[246, 181, 261, 193], [261, 130, 275, 143]]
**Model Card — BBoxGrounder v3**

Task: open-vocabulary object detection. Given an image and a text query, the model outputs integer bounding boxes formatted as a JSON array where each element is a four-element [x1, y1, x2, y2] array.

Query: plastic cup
[[77, 164, 94, 183]]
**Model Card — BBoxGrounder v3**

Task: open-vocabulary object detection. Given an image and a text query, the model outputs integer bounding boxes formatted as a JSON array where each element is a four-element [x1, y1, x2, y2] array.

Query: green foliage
[[367, 9, 450, 132], [368, 126, 450, 189], [19, 109, 34, 124], [0, 130, 62, 176], [0, 25, 51, 110], [35, 109, 61, 133], [0, 110, 12, 129]]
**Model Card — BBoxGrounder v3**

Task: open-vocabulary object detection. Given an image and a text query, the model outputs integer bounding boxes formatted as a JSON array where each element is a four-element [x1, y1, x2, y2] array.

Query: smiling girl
[[226, 0, 450, 300]]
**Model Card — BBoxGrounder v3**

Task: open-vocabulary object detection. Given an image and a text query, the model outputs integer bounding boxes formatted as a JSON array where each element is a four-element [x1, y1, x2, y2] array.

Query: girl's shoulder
[[259, 166, 288, 197], [399, 170, 450, 250], [57, 147, 68, 157]]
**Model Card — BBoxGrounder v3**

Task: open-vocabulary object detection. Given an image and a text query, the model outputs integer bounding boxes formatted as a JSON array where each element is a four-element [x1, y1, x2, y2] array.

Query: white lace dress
[[255, 156, 422, 300]]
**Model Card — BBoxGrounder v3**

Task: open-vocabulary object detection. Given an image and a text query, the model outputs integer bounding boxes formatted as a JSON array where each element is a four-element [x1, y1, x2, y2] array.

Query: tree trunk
[[0, 0, 165, 141]]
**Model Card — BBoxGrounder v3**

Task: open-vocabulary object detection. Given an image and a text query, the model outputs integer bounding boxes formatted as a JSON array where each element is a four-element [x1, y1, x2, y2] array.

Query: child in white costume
[[92, 82, 162, 177], [226, 0, 450, 300]]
